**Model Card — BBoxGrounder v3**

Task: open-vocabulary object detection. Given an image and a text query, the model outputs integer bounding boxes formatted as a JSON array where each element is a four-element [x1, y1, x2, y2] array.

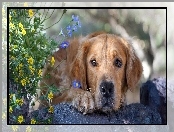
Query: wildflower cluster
[[8, 5, 82, 125], [59, 15, 81, 37]]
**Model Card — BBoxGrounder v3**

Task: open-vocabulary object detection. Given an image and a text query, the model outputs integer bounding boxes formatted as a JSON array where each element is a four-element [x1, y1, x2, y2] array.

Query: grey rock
[[52, 103, 161, 124]]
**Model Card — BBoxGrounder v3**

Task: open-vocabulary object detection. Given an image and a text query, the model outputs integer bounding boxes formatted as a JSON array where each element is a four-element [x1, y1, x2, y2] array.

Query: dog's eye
[[90, 59, 97, 67], [114, 58, 122, 68]]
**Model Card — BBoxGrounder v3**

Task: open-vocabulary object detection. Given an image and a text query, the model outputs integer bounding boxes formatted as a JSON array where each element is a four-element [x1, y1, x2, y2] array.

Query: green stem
[[44, 9, 55, 21], [41, 9, 66, 31]]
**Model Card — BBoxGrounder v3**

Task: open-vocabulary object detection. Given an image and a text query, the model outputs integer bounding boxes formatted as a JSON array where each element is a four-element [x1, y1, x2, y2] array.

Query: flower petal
[[72, 80, 81, 88]]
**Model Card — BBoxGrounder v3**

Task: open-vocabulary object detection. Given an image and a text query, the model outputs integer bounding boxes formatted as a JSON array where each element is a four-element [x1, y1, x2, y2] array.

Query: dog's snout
[[100, 81, 114, 97]]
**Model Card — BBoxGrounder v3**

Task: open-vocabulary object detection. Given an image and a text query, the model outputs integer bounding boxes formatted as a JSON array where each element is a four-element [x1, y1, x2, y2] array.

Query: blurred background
[[32, 2, 169, 81]]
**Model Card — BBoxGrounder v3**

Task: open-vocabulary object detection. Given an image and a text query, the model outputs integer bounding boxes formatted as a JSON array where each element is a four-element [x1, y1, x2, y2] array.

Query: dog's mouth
[[96, 81, 115, 112], [101, 97, 115, 112], [95, 96, 115, 113]]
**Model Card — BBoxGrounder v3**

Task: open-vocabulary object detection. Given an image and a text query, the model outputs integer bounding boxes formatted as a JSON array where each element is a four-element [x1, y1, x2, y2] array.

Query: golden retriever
[[35, 31, 143, 114]]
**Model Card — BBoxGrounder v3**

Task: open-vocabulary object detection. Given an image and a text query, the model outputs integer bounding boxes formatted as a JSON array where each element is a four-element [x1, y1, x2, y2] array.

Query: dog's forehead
[[89, 34, 128, 51]]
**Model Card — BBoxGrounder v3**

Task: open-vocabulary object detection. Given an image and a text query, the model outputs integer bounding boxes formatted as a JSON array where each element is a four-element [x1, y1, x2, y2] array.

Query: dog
[[34, 31, 143, 114]]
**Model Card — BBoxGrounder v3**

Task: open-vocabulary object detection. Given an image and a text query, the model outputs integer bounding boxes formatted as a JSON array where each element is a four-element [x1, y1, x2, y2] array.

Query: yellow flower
[[12, 125, 19, 132], [22, 29, 26, 36], [9, 106, 13, 113], [29, 66, 35, 74], [48, 106, 54, 113], [9, 22, 15, 29], [18, 115, 24, 124], [19, 22, 24, 29], [29, 9, 34, 18], [21, 79, 27, 86], [24, 2, 28, 7], [18, 63, 23, 70], [16, 98, 24, 106], [38, 69, 42, 77], [48, 91, 53, 100], [26, 126, 32, 132], [28, 57, 34, 65], [2, 112, 6, 120], [30, 118, 36, 124], [50, 57, 55, 67]]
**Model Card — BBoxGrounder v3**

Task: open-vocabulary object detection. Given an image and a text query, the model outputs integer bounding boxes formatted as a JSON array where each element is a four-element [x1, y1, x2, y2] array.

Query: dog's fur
[[34, 32, 143, 114]]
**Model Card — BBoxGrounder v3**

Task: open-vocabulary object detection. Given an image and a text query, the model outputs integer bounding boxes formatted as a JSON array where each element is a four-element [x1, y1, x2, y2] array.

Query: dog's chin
[[100, 106, 114, 113], [96, 104, 114, 113]]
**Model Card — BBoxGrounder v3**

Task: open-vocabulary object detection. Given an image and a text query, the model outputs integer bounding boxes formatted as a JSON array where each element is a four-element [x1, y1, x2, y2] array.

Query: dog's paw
[[72, 90, 95, 114]]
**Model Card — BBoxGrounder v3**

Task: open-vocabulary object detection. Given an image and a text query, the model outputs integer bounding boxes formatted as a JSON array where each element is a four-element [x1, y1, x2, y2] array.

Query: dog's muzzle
[[99, 81, 115, 112]]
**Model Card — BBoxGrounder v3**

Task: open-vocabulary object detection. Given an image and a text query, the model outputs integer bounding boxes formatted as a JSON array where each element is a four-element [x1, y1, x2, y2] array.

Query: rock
[[140, 77, 166, 124], [28, 103, 162, 124], [52, 103, 161, 124]]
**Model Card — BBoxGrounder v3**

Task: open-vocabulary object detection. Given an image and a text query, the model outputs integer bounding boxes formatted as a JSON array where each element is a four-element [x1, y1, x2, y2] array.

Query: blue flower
[[66, 25, 72, 37], [72, 15, 79, 22], [67, 31, 72, 37], [72, 15, 81, 27], [72, 80, 81, 88], [59, 41, 69, 49], [66, 25, 71, 32]]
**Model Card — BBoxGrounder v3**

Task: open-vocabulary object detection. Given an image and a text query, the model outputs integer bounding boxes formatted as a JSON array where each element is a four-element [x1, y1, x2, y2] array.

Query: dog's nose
[[100, 81, 114, 98]]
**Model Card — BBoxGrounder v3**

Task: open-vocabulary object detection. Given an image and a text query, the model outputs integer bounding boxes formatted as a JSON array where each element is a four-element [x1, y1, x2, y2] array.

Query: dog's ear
[[69, 42, 89, 90], [126, 43, 143, 91]]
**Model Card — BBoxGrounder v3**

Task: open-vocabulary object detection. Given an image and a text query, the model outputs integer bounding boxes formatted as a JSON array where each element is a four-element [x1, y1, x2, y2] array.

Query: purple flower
[[66, 25, 71, 32], [72, 15, 79, 22], [72, 15, 81, 28], [67, 31, 72, 37], [66, 25, 72, 37], [59, 41, 69, 49], [72, 80, 81, 88]]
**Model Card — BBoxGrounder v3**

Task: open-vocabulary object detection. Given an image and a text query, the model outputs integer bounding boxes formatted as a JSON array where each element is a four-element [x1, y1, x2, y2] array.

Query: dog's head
[[70, 32, 143, 112]]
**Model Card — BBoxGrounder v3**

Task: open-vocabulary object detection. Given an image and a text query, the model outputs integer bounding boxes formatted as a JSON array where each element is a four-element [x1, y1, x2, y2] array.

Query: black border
[[7, 6, 167, 125]]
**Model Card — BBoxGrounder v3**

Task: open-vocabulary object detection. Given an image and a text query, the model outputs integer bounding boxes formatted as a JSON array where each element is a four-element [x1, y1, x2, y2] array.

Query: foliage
[[8, 5, 81, 124]]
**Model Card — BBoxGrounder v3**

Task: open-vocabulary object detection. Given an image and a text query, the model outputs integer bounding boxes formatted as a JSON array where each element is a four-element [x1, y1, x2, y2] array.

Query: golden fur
[[34, 32, 143, 114]]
